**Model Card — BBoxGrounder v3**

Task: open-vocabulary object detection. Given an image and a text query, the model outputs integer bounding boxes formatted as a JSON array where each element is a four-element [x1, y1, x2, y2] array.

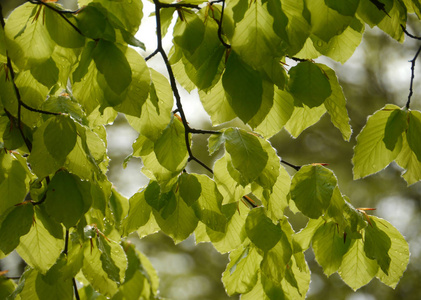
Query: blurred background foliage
[[1, 1, 421, 299]]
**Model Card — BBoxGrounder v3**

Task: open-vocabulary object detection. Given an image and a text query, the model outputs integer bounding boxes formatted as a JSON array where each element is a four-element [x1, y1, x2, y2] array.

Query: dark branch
[[406, 45, 421, 110], [151, 0, 213, 174], [160, 3, 200, 9], [189, 156, 213, 174], [188, 128, 221, 135], [28, 0, 83, 36], [214, 0, 231, 49], [145, 49, 159, 61], [401, 25, 421, 40], [280, 159, 301, 171], [73, 278, 80, 300]]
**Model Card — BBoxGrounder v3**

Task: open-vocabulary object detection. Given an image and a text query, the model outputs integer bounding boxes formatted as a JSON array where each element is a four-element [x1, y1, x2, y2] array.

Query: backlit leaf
[[290, 165, 337, 219], [224, 128, 268, 184], [222, 51, 263, 123], [352, 104, 402, 179], [288, 61, 332, 108]]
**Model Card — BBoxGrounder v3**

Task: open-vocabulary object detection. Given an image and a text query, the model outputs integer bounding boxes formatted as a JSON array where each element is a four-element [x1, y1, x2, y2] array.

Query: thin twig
[[160, 3, 200, 9], [73, 278, 80, 300], [215, 0, 230, 49], [28, 0, 81, 14], [406, 45, 421, 109], [189, 157, 213, 173], [401, 25, 421, 109], [189, 128, 221, 134], [152, 0, 213, 174], [401, 25, 421, 40], [28, 0, 83, 35], [281, 159, 301, 171], [145, 49, 159, 61]]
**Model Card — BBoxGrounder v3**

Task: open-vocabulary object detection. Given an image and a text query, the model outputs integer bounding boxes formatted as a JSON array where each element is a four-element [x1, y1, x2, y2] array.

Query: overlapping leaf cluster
[[0, 0, 417, 298]]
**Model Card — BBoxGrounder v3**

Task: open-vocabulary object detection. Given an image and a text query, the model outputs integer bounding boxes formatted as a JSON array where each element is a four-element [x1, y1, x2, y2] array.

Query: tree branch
[[28, 0, 83, 36], [405, 45, 421, 110], [212, 0, 231, 49], [280, 159, 301, 171], [401, 24, 421, 40], [401, 25, 421, 109], [151, 0, 213, 174]]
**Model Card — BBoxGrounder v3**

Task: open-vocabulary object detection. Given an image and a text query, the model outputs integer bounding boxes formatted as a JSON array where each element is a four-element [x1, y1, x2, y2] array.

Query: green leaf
[[16, 268, 73, 300], [245, 207, 283, 251], [312, 18, 364, 64], [0, 277, 16, 299], [288, 61, 332, 108], [113, 48, 150, 116], [223, 128, 269, 184], [29, 120, 65, 178], [173, 12, 205, 56], [222, 245, 262, 295], [338, 239, 379, 290], [44, 115, 77, 162], [90, 0, 143, 35], [306, 0, 354, 42], [281, 0, 311, 56], [294, 218, 325, 251], [396, 132, 421, 185], [17, 208, 64, 273], [312, 222, 351, 276], [222, 51, 263, 123], [357, 0, 392, 26], [45, 7, 85, 48], [127, 69, 172, 141], [207, 202, 248, 253], [178, 173, 202, 206], [82, 239, 118, 297], [352, 104, 402, 179], [383, 108, 407, 151], [231, 0, 284, 68], [0, 204, 34, 255], [406, 110, 421, 162], [199, 78, 236, 126], [0, 151, 31, 214], [364, 218, 391, 274], [93, 40, 132, 95], [324, 0, 360, 16], [154, 117, 188, 172], [178, 12, 226, 91], [372, 216, 409, 288], [4, 3, 55, 68], [122, 189, 152, 236], [45, 171, 85, 229], [254, 88, 294, 139], [192, 175, 227, 232], [213, 154, 246, 204], [153, 193, 199, 244], [76, 4, 115, 41], [290, 165, 337, 219], [377, 0, 406, 42], [319, 64, 352, 141], [96, 234, 126, 284], [261, 233, 292, 282], [30, 58, 59, 89]]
